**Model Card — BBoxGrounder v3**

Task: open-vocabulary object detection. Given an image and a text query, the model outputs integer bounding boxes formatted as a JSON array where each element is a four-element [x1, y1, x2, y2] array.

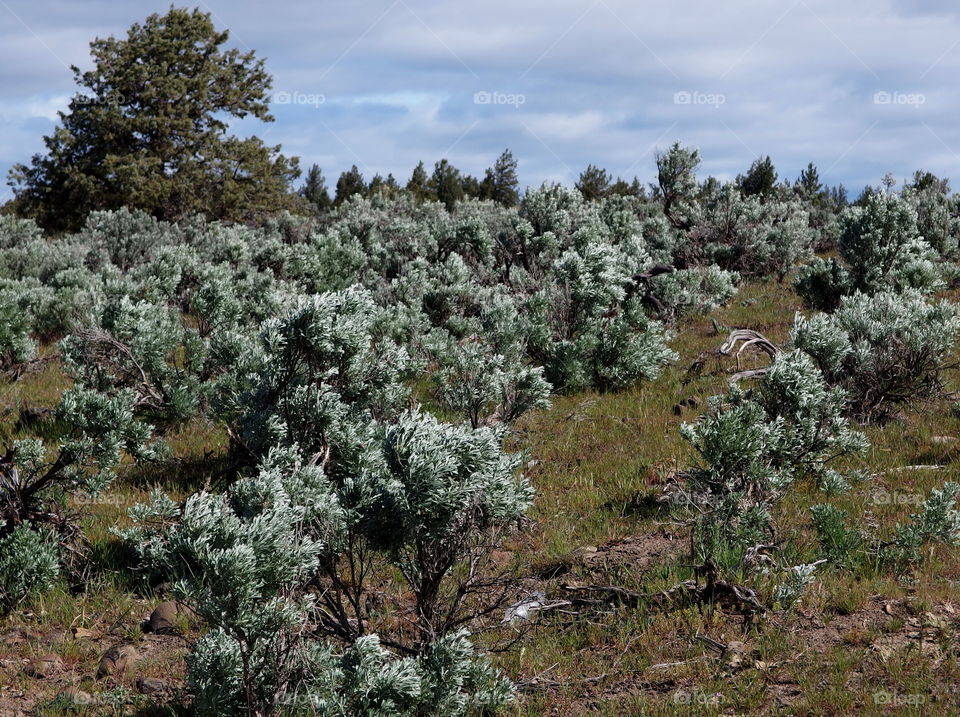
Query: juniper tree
[[406, 161, 433, 203], [737, 156, 779, 199], [480, 150, 520, 206], [794, 163, 823, 202], [8, 8, 299, 230], [335, 166, 367, 206], [429, 159, 465, 211], [575, 165, 612, 201], [301, 164, 333, 213]]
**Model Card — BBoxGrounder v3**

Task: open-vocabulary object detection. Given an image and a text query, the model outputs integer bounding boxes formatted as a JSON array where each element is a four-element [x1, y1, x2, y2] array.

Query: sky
[[1, 0, 959, 202]]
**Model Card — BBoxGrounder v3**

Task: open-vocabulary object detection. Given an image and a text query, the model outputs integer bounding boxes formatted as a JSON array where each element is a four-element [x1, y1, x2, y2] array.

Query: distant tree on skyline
[[335, 164, 365, 205], [738, 156, 779, 199], [576, 164, 612, 201], [300, 164, 332, 213], [481, 150, 520, 206], [429, 159, 464, 210], [406, 161, 432, 203]]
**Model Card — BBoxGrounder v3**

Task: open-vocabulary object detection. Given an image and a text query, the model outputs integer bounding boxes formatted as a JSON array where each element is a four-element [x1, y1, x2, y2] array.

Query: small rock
[[25, 653, 62, 678], [146, 600, 183, 634], [56, 686, 93, 705], [97, 644, 138, 678], [137, 676, 174, 697], [71, 627, 96, 640]]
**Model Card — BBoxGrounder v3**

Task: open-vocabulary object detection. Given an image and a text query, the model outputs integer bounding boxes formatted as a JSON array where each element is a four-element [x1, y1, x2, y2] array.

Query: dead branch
[[560, 561, 767, 617], [719, 329, 781, 366]]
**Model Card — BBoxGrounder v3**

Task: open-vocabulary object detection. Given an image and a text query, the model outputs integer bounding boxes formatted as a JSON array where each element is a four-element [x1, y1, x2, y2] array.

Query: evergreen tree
[[8, 8, 299, 231], [461, 173, 483, 199], [608, 177, 643, 198], [908, 170, 950, 194], [368, 173, 386, 197], [300, 164, 331, 213], [406, 161, 432, 203], [480, 149, 520, 206], [335, 165, 366, 205], [429, 159, 464, 211], [795, 163, 823, 202], [738, 156, 778, 199], [828, 184, 848, 210], [575, 164, 611, 201], [854, 184, 877, 206]]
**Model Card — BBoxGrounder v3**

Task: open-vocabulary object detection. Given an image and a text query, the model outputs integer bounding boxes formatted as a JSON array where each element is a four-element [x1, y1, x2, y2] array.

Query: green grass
[[5, 278, 960, 715]]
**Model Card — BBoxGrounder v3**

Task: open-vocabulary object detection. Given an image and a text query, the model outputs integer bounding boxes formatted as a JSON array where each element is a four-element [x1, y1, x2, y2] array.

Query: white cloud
[[3, 0, 960, 201]]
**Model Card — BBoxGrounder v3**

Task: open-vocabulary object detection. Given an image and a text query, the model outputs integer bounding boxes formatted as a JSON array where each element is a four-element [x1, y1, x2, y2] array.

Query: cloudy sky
[[1, 0, 958, 201]]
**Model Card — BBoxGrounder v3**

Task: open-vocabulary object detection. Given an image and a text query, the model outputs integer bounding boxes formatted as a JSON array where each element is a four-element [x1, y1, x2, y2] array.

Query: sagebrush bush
[[795, 193, 943, 310], [212, 286, 411, 464], [678, 350, 865, 568], [810, 503, 864, 568], [881, 482, 960, 566], [0, 523, 59, 609], [0, 290, 37, 369], [792, 290, 960, 419], [125, 412, 526, 715], [811, 483, 960, 569], [0, 387, 160, 535]]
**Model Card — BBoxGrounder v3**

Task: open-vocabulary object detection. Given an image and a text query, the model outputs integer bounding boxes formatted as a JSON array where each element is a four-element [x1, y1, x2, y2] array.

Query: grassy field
[[4, 278, 960, 715]]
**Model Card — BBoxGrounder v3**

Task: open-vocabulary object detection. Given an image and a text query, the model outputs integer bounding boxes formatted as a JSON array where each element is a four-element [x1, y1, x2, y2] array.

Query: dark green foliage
[[429, 159, 465, 211], [335, 165, 366, 206], [738, 156, 778, 199], [406, 161, 432, 203], [575, 165, 612, 201], [481, 150, 520, 206], [8, 7, 299, 230], [301, 164, 332, 213]]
